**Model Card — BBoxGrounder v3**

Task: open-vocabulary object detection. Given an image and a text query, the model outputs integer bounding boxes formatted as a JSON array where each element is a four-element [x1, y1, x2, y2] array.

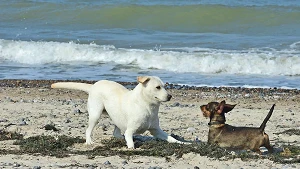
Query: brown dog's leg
[[264, 133, 273, 153], [254, 148, 262, 155]]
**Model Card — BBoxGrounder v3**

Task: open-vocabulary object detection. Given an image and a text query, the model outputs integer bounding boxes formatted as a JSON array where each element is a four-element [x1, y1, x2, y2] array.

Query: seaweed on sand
[[13, 135, 85, 158], [0, 130, 23, 141], [275, 129, 300, 136], [80, 137, 229, 159], [268, 145, 300, 164], [0, 133, 299, 163]]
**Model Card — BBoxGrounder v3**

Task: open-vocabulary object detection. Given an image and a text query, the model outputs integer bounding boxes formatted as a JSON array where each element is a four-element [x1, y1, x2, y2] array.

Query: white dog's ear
[[137, 76, 150, 84]]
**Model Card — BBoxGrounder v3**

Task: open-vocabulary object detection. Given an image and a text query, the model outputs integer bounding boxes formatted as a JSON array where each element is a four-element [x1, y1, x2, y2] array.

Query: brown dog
[[200, 100, 275, 154]]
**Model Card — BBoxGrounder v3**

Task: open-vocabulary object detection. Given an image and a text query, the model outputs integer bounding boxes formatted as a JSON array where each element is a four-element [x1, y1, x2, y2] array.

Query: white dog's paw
[[173, 139, 191, 145], [85, 139, 94, 145], [181, 141, 192, 145], [127, 143, 135, 149]]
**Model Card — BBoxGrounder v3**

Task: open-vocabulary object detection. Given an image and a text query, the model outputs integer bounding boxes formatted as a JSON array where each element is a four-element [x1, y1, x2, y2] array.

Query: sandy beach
[[0, 80, 299, 169]]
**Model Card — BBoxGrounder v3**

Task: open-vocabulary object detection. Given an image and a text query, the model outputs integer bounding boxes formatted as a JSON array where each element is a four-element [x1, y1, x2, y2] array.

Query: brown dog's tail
[[259, 104, 275, 132]]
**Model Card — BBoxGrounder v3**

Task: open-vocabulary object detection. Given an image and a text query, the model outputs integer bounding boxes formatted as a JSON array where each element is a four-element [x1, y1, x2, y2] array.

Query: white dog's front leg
[[149, 128, 184, 144], [124, 129, 135, 148]]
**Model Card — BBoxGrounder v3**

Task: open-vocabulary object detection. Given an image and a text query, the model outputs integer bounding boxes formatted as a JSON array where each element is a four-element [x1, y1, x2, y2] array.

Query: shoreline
[[1, 79, 299, 95]]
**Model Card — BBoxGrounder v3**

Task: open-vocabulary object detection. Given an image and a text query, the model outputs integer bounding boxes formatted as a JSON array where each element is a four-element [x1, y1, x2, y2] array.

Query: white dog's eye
[[156, 86, 161, 90]]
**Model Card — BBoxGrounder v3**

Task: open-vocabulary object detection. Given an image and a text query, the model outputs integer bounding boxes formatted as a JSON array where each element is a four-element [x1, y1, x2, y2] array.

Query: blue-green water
[[0, 0, 300, 88]]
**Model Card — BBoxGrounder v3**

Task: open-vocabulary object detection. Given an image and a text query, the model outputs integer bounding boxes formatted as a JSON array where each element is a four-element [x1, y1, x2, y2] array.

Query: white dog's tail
[[51, 82, 92, 93]]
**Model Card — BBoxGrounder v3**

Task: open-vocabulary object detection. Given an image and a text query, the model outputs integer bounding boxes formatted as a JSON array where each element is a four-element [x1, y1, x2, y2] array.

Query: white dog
[[51, 76, 184, 148]]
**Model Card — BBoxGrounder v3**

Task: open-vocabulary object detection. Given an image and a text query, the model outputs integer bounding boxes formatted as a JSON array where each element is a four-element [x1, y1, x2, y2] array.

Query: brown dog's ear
[[223, 104, 236, 113], [216, 100, 226, 114], [217, 100, 235, 114], [137, 76, 150, 84]]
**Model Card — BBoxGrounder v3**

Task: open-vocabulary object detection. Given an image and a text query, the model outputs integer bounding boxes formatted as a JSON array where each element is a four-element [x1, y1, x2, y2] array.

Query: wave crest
[[1, 39, 300, 76]]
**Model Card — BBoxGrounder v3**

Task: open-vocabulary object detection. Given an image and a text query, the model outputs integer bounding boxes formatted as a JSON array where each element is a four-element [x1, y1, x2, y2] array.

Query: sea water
[[0, 0, 300, 89]]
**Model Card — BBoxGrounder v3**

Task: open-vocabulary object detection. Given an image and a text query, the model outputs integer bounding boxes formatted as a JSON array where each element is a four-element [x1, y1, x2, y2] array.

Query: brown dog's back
[[211, 125, 270, 150]]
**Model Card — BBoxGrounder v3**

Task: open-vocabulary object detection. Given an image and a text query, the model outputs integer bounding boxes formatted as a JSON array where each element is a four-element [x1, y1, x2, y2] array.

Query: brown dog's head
[[200, 100, 236, 124]]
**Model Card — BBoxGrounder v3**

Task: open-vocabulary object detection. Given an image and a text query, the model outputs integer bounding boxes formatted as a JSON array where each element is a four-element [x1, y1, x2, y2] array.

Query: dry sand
[[0, 80, 299, 168]]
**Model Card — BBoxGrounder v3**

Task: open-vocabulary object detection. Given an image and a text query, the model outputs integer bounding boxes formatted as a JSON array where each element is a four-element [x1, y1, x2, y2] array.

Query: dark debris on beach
[[275, 129, 300, 136], [0, 130, 23, 141], [0, 79, 98, 88], [1, 79, 300, 99], [0, 131, 299, 164]]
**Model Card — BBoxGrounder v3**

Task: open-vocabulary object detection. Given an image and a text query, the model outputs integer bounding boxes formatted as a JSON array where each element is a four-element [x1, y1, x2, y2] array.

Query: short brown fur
[[200, 100, 275, 154]]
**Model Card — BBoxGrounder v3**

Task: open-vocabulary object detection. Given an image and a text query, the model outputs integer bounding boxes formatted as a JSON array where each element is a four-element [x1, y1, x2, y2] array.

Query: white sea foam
[[1, 39, 300, 76]]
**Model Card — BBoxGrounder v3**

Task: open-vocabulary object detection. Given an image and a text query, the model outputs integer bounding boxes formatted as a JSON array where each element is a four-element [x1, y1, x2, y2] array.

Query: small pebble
[[148, 167, 162, 169], [187, 127, 196, 133], [44, 124, 59, 131], [32, 99, 39, 103], [0, 119, 8, 122], [74, 109, 82, 114], [13, 163, 21, 167], [104, 161, 111, 165], [171, 102, 180, 107], [20, 121, 27, 125], [65, 118, 71, 123]]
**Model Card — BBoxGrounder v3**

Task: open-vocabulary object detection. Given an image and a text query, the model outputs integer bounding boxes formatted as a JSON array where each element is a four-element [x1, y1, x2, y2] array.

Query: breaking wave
[[1, 39, 300, 76]]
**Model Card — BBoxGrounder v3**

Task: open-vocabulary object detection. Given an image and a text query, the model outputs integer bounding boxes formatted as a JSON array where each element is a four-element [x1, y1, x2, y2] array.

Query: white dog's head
[[137, 76, 172, 103]]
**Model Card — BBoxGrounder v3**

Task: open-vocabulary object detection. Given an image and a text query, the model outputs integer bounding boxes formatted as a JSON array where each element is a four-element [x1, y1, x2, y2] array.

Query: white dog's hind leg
[[85, 96, 104, 145], [113, 126, 124, 138], [150, 128, 184, 144], [124, 129, 135, 148]]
